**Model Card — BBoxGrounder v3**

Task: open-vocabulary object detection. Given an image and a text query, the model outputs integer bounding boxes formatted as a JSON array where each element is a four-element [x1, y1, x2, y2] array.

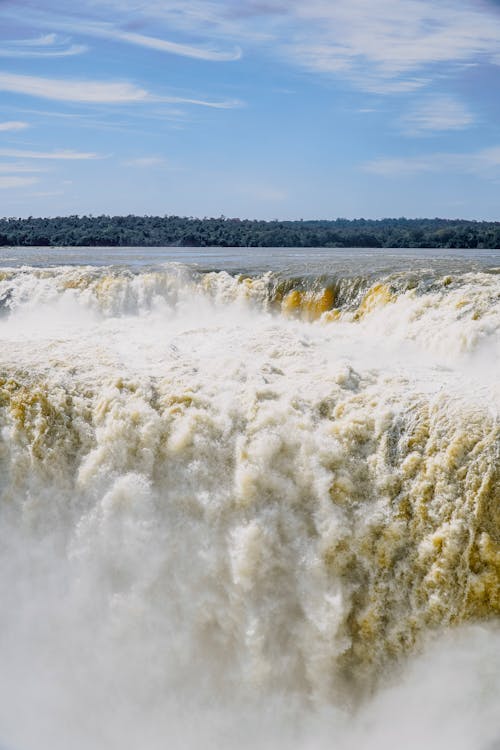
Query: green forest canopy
[[1, 215, 500, 248]]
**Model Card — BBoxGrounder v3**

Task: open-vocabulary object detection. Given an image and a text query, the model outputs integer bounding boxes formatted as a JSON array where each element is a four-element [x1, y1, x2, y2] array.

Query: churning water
[[0, 247, 498, 749]]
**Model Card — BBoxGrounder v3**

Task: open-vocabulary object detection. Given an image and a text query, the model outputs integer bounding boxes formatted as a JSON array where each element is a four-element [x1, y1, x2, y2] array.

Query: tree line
[[1, 214, 500, 248]]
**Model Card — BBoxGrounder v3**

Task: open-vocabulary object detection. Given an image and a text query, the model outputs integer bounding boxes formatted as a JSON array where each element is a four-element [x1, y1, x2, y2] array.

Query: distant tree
[[0, 214, 499, 249]]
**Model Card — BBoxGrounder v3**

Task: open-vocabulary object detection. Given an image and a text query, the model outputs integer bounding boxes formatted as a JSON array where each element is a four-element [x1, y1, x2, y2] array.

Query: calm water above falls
[[0, 247, 499, 750], [1, 243, 500, 273]]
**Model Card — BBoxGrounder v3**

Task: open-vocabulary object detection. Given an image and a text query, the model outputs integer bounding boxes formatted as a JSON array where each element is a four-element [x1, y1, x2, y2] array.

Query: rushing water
[[0, 247, 499, 750]]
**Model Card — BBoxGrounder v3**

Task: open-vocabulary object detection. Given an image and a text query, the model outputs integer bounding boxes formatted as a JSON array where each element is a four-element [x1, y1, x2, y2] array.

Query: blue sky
[[1, 0, 500, 219]]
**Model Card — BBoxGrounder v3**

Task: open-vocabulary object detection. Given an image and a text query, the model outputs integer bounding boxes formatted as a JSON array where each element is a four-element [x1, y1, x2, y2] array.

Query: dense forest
[[1, 215, 500, 248]]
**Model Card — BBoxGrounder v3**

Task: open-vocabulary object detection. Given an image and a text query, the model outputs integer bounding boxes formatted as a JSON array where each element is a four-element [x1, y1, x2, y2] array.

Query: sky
[[1, 0, 500, 220]]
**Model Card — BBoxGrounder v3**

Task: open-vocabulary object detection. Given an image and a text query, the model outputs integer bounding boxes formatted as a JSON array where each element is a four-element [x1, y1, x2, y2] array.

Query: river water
[[0, 247, 498, 749]]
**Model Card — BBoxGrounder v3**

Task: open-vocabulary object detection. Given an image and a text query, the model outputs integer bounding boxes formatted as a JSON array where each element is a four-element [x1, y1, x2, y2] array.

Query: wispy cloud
[[2, 108, 94, 121], [281, 0, 500, 92], [0, 72, 150, 104], [0, 71, 242, 108], [0, 148, 103, 160], [5, 0, 500, 94], [363, 155, 438, 177], [0, 163, 48, 172], [0, 32, 86, 58], [0, 121, 29, 132], [363, 146, 500, 177], [72, 0, 500, 92], [400, 95, 476, 135], [58, 0, 274, 39], [0, 176, 38, 189], [29, 189, 64, 198], [123, 156, 167, 167], [160, 95, 241, 109], [59, 22, 241, 62]]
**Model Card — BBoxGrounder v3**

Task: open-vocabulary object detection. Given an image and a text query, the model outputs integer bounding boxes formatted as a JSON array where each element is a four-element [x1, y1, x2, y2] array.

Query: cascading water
[[0, 248, 498, 750]]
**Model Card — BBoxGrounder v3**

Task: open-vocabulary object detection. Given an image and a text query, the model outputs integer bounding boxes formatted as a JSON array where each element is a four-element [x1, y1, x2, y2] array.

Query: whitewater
[[0, 246, 498, 750]]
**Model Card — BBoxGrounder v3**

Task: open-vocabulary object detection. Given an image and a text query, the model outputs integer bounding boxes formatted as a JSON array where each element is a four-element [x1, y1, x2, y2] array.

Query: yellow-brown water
[[0, 254, 498, 750]]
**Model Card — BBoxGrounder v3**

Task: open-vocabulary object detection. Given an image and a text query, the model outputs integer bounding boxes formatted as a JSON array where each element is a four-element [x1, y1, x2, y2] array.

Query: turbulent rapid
[[0, 248, 499, 750]]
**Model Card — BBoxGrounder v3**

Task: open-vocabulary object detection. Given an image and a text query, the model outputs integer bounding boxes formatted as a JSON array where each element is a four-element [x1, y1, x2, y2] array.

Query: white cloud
[[0, 71, 242, 108], [7, 0, 500, 94], [0, 163, 47, 172], [160, 95, 241, 109], [0, 148, 103, 160], [363, 146, 500, 177], [123, 156, 167, 167], [77, 0, 500, 92], [29, 190, 65, 197], [0, 72, 150, 104], [401, 95, 476, 135], [286, 0, 500, 87], [0, 121, 29, 131], [0, 176, 38, 188], [0, 32, 86, 57], [351, 76, 429, 95], [59, 21, 241, 61], [14, 33, 58, 47], [363, 156, 438, 177], [74, 0, 273, 39]]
